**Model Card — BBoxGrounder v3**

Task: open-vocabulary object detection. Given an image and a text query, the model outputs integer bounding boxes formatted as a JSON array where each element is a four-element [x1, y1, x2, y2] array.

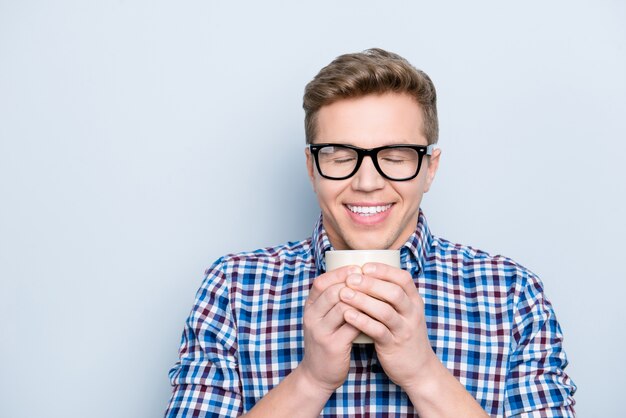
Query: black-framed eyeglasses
[[309, 143, 435, 181]]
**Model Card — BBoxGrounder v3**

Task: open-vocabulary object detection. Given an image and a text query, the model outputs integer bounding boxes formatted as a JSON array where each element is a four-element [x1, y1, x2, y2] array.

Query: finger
[[345, 273, 414, 315], [343, 309, 393, 344], [317, 301, 355, 335], [361, 263, 418, 299], [308, 265, 362, 304], [305, 298, 360, 346], [306, 283, 346, 321], [333, 321, 361, 343], [339, 285, 404, 332]]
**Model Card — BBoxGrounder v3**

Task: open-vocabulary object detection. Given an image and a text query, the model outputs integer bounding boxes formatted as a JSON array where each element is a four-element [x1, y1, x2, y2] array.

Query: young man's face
[[306, 93, 441, 250]]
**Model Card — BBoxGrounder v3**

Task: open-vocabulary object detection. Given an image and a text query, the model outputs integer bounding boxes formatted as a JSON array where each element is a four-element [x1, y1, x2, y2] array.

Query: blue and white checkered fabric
[[165, 210, 576, 417]]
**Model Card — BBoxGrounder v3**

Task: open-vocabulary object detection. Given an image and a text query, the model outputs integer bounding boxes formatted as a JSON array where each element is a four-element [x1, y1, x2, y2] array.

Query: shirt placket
[[351, 344, 375, 417]]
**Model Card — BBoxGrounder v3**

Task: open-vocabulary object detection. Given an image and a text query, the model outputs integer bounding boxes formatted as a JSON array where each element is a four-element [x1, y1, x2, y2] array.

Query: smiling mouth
[[346, 204, 393, 216]]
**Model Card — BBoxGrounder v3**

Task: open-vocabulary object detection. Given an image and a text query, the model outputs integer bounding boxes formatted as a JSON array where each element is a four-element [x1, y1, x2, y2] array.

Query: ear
[[423, 147, 441, 193], [305, 147, 317, 193]]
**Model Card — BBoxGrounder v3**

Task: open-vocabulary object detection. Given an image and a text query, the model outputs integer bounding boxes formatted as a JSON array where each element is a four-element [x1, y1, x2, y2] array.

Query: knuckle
[[389, 287, 404, 304], [379, 306, 396, 323], [328, 281, 341, 293], [401, 271, 414, 286], [322, 285, 341, 303], [318, 290, 332, 306], [335, 301, 349, 314], [312, 278, 325, 293], [369, 324, 387, 340]]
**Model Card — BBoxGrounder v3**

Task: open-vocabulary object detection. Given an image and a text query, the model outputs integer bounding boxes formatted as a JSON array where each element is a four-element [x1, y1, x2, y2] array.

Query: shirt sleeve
[[504, 271, 577, 417], [165, 259, 243, 417]]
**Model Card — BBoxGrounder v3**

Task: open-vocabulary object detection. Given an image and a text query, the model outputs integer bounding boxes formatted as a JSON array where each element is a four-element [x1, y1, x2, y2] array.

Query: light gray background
[[1, 1, 624, 417]]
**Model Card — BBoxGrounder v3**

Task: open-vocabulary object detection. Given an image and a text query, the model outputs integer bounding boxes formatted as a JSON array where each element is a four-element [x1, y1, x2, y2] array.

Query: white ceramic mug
[[325, 249, 401, 344]]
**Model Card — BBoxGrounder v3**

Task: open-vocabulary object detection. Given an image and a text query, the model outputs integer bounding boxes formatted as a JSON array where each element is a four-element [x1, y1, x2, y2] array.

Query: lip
[[344, 202, 394, 226]]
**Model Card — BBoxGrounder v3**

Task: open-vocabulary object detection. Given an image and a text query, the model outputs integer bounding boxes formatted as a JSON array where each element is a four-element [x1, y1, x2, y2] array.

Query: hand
[[298, 265, 362, 394], [339, 262, 437, 390]]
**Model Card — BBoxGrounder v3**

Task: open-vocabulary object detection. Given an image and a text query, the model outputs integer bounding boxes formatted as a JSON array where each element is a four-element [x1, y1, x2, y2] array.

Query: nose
[[351, 155, 386, 191]]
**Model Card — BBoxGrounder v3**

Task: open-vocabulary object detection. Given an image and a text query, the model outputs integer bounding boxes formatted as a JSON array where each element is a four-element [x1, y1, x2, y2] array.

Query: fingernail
[[346, 311, 358, 321], [347, 274, 362, 286], [363, 263, 376, 274], [349, 266, 362, 275], [342, 288, 355, 300]]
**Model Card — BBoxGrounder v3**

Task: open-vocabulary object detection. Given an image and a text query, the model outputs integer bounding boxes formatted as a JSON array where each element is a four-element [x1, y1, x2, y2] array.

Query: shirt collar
[[311, 209, 433, 274], [312, 214, 333, 273], [400, 209, 433, 272]]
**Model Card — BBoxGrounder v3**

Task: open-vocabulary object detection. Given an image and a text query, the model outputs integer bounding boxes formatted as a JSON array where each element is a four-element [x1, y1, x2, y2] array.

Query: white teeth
[[347, 204, 392, 215]]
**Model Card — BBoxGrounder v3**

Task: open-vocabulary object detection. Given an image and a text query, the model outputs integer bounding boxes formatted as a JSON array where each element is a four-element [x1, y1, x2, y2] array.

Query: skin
[[242, 93, 488, 417], [305, 93, 439, 251]]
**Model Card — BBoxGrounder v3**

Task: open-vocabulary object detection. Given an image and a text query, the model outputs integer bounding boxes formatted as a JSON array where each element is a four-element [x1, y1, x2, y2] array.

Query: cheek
[[315, 181, 347, 207], [395, 181, 425, 206]]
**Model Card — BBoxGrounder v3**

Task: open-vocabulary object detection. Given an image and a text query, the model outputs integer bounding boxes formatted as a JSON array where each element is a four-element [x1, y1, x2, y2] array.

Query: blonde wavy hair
[[303, 48, 438, 145]]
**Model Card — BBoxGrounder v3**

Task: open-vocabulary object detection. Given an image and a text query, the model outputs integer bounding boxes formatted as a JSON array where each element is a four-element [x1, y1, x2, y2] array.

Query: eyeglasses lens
[[317, 146, 420, 180]]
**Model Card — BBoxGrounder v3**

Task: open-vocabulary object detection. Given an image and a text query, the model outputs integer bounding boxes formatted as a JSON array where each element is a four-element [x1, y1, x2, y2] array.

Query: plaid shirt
[[165, 211, 576, 417]]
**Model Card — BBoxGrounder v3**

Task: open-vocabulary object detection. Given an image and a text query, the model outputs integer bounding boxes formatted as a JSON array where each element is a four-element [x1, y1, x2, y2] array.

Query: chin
[[345, 236, 394, 251]]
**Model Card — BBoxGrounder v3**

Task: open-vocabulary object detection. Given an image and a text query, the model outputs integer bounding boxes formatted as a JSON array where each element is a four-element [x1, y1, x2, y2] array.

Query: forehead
[[315, 93, 426, 147]]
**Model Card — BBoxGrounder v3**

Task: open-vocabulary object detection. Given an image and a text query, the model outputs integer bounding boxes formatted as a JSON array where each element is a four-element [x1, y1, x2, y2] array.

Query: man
[[165, 48, 576, 417]]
